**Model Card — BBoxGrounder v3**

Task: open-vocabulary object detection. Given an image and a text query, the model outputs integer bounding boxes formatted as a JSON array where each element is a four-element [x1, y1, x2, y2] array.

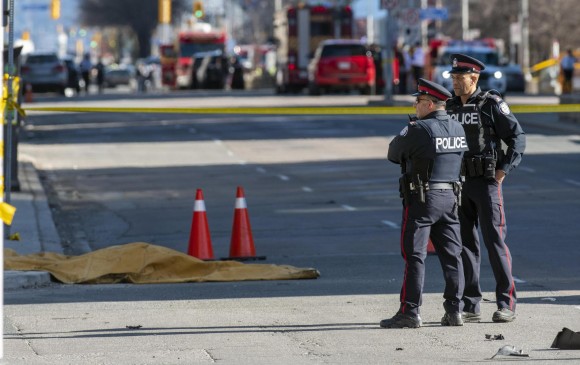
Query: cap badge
[[452, 58, 458, 67]]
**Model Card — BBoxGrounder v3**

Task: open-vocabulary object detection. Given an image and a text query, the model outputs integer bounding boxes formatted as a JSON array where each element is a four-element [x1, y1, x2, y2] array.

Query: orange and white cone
[[226, 186, 265, 260], [187, 189, 214, 260], [427, 238, 436, 255], [24, 83, 33, 103]]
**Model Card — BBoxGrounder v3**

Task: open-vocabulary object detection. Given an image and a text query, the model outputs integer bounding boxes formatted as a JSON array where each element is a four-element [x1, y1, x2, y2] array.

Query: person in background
[[560, 48, 576, 94], [410, 42, 425, 86], [79, 53, 92, 95], [95, 58, 105, 94]]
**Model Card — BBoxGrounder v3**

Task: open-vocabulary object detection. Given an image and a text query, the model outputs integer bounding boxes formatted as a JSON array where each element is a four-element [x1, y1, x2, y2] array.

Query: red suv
[[307, 39, 375, 95]]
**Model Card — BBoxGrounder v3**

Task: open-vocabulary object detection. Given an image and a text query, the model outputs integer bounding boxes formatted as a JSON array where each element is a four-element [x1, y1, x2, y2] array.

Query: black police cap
[[449, 53, 486, 74], [412, 78, 452, 101]]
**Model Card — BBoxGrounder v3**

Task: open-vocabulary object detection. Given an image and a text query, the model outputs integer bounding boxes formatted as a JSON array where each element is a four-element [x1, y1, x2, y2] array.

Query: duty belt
[[428, 182, 455, 190]]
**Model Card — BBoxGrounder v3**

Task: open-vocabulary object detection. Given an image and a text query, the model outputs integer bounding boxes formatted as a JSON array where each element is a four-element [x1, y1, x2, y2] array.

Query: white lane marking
[[575, 306, 580, 310], [381, 220, 400, 229], [342, 204, 356, 211], [513, 276, 526, 284], [227, 150, 234, 156], [565, 179, 580, 187], [302, 186, 313, 192], [278, 174, 289, 181], [256, 167, 267, 173], [518, 166, 535, 173]]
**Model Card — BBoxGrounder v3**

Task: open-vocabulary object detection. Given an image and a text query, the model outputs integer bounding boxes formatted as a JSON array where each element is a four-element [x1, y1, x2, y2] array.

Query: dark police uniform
[[382, 79, 468, 328], [446, 54, 526, 321]]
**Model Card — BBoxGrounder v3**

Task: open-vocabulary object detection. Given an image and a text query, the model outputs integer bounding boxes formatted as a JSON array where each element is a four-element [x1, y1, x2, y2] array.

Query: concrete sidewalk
[[3, 158, 62, 290]]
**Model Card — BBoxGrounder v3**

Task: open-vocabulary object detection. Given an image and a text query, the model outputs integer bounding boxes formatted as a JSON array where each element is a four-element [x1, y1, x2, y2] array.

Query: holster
[[399, 175, 412, 207]]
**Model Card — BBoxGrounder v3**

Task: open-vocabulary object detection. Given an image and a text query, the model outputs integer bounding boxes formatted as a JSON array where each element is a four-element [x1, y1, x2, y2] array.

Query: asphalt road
[[4, 91, 580, 364]]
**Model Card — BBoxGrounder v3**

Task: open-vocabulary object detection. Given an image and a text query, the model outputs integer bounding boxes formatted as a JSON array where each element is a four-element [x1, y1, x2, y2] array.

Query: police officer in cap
[[381, 79, 468, 328], [446, 53, 526, 323]]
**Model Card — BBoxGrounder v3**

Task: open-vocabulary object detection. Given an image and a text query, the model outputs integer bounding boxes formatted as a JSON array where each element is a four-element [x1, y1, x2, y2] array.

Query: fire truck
[[273, 4, 353, 93], [160, 22, 226, 89]]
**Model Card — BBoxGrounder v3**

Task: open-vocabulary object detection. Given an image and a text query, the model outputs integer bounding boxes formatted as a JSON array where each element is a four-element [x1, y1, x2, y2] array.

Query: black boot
[[380, 312, 422, 329]]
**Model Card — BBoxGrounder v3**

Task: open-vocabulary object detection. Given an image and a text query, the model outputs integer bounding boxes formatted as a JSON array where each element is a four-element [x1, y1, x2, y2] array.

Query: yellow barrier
[[23, 104, 580, 115]]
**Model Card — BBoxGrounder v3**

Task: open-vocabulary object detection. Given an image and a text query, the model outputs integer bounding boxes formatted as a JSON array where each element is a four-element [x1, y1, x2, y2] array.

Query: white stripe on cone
[[194, 200, 206, 212], [235, 197, 247, 209]]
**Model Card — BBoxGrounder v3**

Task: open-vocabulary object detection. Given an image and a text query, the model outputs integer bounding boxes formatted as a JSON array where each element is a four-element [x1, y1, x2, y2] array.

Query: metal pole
[[383, 11, 394, 105], [0, 0, 5, 358], [4, 0, 14, 238], [462, 0, 469, 41], [521, 0, 530, 73]]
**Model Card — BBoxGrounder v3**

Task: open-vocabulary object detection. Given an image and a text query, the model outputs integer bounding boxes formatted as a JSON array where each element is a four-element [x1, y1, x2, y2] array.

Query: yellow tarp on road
[[4, 242, 320, 284]]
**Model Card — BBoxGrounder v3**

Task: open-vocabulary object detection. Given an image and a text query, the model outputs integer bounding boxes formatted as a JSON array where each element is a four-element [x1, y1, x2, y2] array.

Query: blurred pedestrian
[[560, 48, 576, 94], [410, 42, 425, 86], [95, 58, 105, 94], [79, 53, 92, 95], [381, 79, 467, 329], [230, 57, 245, 90]]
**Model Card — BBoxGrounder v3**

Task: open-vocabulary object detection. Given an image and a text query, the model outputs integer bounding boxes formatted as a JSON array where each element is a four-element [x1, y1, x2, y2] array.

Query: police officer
[[380, 79, 468, 329], [446, 54, 526, 323]]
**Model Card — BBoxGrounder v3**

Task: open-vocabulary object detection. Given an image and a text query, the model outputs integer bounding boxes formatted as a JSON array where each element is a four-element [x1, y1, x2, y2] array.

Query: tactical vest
[[409, 115, 468, 183], [447, 93, 501, 157]]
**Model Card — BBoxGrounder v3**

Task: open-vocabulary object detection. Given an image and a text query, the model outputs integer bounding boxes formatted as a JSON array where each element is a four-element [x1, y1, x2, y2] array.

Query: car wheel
[[308, 83, 320, 96]]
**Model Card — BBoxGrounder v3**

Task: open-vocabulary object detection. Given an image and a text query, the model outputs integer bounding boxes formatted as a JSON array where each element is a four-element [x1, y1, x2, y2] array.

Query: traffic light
[[193, 1, 204, 18], [158, 0, 171, 24], [50, 0, 61, 20]]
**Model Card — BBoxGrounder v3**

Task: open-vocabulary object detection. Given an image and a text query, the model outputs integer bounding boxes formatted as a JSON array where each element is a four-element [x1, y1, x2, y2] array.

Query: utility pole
[[462, 0, 469, 41], [1, 1, 5, 359], [521, 0, 530, 73]]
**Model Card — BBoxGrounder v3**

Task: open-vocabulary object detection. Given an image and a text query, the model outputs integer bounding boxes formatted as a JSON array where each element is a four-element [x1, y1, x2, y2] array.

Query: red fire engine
[[160, 23, 226, 89]]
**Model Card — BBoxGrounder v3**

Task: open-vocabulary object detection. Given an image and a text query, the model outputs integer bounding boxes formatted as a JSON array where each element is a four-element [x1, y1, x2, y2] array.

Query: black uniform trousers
[[459, 176, 517, 313], [399, 189, 464, 316]]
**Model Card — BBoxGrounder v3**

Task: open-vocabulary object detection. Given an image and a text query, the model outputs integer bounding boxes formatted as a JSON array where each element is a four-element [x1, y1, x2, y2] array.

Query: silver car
[[21, 53, 68, 94]]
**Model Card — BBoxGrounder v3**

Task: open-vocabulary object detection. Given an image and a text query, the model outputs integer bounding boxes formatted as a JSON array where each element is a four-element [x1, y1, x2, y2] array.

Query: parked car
[[433, 44, 507, 95], [503, 63, 526, 92], [307, 39, 376, 95], [21, 52, 68, 94], [191, 50, 228, 89], [104, 65, 135, 88]]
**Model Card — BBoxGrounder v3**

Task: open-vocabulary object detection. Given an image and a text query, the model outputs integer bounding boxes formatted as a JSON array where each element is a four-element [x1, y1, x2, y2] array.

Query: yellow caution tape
[[0, 202, 16, 225], [2, 75, 25, 121], [23, 104, 580, 115]]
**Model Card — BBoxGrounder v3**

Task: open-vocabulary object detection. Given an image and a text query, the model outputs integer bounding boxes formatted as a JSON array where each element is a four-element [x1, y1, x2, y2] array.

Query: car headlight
[[442, 71, 450, 79], [494, 71, 503, 79]]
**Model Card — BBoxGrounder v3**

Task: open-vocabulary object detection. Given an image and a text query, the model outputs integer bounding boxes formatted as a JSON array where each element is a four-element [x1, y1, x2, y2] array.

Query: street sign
[[401, 8, 420, 26], [419, 7, 448, 21]]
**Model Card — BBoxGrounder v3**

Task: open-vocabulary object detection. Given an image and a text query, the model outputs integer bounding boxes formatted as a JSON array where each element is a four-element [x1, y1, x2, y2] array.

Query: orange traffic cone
[[187, 189, 214, 260], [225, 186, 265, 261], [24, 83, 33, 103], [427, 238, 436, 255]]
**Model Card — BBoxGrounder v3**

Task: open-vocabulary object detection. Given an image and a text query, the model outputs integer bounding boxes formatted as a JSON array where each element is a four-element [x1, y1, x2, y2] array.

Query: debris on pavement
[[490, 345, 529, 359], [551, 328, 580, 350], [126, 325, 142, 330], [485, 334, 505, 341]]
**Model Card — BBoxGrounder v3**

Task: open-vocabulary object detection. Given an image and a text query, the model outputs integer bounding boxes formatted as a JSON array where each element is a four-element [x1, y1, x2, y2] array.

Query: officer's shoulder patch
[[399, 126, 408, 136], [499, 101, 510, 115]]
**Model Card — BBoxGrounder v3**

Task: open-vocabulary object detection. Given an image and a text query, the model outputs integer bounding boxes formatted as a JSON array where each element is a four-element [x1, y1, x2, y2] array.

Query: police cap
[[449, 53, 486, 74], [412, 78, 452, 101]]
